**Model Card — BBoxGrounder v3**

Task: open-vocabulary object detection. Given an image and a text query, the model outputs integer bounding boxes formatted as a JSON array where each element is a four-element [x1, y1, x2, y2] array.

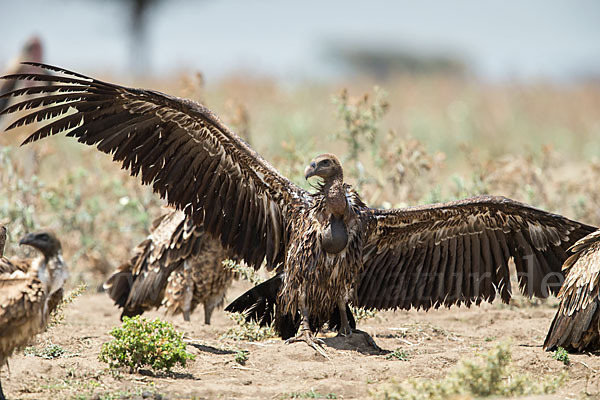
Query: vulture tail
[[104, 266, 133, 310], [544, 300, 600, 352], [225, 273, 356, 339], [103, 265, 146, 320]]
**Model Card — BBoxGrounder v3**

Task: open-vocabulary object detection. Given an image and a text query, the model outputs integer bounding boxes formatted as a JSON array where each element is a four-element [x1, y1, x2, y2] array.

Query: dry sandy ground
[[2, 280, 600, 400]]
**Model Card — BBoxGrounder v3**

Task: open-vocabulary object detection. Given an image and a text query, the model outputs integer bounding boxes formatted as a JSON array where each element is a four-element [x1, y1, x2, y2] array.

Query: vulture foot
[[285, 330, 329, 359]]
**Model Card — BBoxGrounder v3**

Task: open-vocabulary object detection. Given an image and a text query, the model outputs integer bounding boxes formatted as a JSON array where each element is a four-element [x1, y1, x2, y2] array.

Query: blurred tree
[[128, 0, 158, 74]]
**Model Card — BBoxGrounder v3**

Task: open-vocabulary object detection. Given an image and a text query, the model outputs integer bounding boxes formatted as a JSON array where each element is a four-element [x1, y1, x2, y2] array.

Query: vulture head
[[19, 231, 67, 296], [304, 153, 343, 182], [19, 231, 61, 258]]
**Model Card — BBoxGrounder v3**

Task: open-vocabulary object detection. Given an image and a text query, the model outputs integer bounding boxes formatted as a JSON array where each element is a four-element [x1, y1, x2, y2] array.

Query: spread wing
[[544, 230, 600, 351], [358, 195, 596, 311], [1, 63, 311, 270]]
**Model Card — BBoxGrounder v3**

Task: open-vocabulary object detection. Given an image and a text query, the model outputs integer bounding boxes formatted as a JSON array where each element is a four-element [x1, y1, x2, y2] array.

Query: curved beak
[[304, 162, 317, 180], [19, 233, 36, 246]]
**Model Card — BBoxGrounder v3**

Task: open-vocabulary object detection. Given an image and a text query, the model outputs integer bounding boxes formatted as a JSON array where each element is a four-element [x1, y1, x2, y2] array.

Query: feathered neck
[[320, 175, 347, 217]]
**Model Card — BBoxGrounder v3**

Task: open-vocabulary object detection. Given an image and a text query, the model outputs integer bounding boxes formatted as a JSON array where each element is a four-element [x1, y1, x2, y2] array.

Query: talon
[[285, 330, 329, 359]]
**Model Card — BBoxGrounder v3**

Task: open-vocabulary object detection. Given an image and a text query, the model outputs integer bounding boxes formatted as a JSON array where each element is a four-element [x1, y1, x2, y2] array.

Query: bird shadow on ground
[[187, 342, 237, 355], [322, 330, 388, 355], [138, 369, 199, 380]]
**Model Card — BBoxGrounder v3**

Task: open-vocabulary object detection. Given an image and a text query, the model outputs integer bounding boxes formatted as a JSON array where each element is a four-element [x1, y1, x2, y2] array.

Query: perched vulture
[[544, 230, 600, 352], [0, 230, 67, 400], [0, 64, 595, 350], [104, 208, 235, 323]]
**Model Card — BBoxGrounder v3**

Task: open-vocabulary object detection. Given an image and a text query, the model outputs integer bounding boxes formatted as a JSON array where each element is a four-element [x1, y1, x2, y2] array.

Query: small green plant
[[24, 342, 66, 359], [48, 282, 88, 327], [99, 316, 195, 373], [288, 389, 338, 399], [385, 348, 410, 361], [375, 342, 565, 399], [234, 349, 249, 365], [350, 305, 378, 322], [223, 259, 265, 285], [552, 347, 570, 366], [222, 312, 277, 342]]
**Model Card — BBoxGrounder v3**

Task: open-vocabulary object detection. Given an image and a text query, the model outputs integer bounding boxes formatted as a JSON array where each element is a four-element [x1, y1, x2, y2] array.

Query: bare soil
[[3, 280, 600, 400]]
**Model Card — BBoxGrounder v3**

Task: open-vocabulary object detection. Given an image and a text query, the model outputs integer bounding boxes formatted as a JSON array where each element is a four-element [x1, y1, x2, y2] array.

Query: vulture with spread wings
[[544, 229, 600, 352], [0, 64, 595, 350], [0, 228, 67, 400], [104, 208, 236, 323]]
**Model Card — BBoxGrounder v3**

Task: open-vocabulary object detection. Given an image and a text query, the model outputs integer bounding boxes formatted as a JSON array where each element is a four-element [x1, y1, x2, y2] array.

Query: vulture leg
[[337, 298, 352, 336], [284, 295, 328, 358], [203, 300, 214, 325], [182, 261, 193, 322]]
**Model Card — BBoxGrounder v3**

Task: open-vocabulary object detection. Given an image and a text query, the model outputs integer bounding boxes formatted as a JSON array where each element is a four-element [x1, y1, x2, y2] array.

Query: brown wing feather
[[104, 209, 232, 317], [0, 256, 30, 274], [544, 230, 600, 351], [1, 63, 310, 270], [358, 195, 596, 311], [0, 271, 45, 362]]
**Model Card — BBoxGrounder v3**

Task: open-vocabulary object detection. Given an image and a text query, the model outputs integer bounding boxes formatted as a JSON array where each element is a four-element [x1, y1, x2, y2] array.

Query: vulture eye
[[321, 159, 331, 167], [38, 233, 49, 241]]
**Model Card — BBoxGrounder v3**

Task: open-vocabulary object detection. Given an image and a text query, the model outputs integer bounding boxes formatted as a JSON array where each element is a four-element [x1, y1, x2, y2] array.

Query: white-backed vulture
[[544, 229, 600, 352], [0, 230, 67, 400], [104, 209, 235, 323], [0, 64, 595, 350]]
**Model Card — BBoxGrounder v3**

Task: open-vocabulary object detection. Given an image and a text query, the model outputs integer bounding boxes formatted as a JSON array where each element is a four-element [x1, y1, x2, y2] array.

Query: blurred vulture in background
[[0, 228, 67, 400], [0, 37, 44, 114], [545, 230, 600, 352], [104, 209, 236, 323], [0, 64, 595, 351]]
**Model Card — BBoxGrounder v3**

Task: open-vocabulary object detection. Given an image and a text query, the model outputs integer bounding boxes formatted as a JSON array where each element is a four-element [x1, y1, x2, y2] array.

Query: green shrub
[[99, 316, 195, 373], [385, 348, 410, 361], [24, 342, 66, 359], [234, 349, 249, 365], [375, 342, 565, 399], [552, 347, 570, 366]]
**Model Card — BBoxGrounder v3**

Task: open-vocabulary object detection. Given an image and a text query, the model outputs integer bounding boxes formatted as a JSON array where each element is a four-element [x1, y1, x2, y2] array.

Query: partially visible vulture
[[103, 208, 235, 323], [544, 229, 600, 352], [0, 229, 67, 400], [0, 64, 596, 350], [0, 226, 6, 257], [0, 37, 44, 114]]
